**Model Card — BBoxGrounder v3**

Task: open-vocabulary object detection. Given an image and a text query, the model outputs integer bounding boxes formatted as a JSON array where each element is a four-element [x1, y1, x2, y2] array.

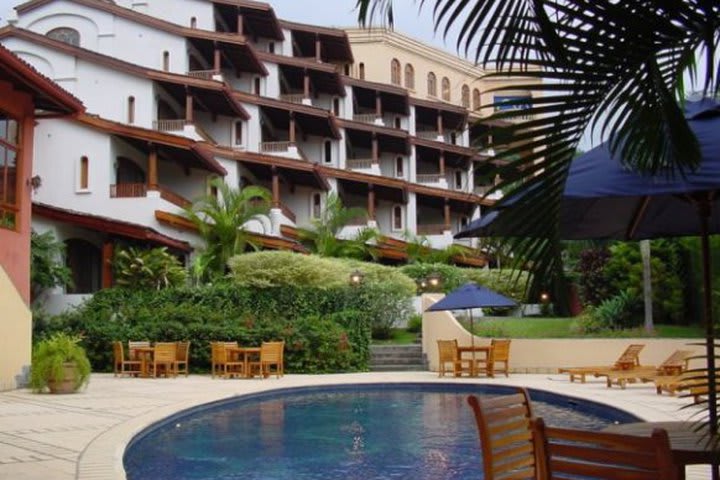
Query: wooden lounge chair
[[437, 339, 472, 377], [173, 341, 191, 377], [557, 344, 645, 383], [249, 341, 284, 379], [535, 417, 679, 479], [210, 341, 244, 378], [601, 349, 694, 389], [490, 339, 511, 377], [112, 341, 141, 377], [654, 369, 718, 403], [467, 387, 540, 480]]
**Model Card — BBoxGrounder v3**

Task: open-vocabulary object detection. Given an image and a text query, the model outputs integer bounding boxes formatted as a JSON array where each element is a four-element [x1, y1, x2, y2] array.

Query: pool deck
[[0, 372, 713, 480]]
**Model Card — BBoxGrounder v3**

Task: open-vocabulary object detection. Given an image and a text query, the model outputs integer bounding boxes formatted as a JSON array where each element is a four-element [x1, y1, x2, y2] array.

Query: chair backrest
[[490, 339, 511, 362], [615, 343, 645, 367], [535, 418, 679, 480], [659, 349, 694, 371], [261, 341, 284, 362], [467, 387, 540, 480], [437, 339, 458, 363], [154, 342, 177, 362], [129, 340, 150, 350], [176, 341, 190, 362]]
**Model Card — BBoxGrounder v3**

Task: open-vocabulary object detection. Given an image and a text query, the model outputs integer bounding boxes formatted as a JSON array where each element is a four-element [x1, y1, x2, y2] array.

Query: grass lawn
[[372, 329, 420, 344]]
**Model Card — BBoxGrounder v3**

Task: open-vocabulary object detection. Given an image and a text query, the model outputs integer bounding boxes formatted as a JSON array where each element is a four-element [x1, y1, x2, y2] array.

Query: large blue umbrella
[[426, 283, 517, 362], [457, 98, 720, 436]]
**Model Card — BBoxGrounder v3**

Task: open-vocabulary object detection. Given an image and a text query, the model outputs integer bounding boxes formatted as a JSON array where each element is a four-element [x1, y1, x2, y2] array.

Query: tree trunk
[[640, 240, 653, 333]]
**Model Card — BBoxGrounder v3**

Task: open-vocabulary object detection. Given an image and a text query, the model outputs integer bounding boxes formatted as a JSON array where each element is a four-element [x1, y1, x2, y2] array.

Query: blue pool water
[[124, 383, 638, 480]]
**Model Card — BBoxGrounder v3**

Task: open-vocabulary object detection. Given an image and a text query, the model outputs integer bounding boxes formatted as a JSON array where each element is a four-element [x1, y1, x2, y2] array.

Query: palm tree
[[298, 192, 379, 259], [184, 178, 271, 280]]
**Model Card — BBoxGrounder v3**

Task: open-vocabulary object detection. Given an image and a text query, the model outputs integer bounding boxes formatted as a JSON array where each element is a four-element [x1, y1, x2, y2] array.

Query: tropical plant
[[30, 230, 71, 303], [298, 192, 378, 259], [403, 230, 471, 264], [30, 332, 91, 393], [113, 246, 188, 290], [184, 178, 271, 280]]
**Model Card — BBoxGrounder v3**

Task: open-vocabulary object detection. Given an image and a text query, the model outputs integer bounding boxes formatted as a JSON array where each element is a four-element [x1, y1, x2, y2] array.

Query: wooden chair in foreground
[[437, 339, 472, 377], [490, 339, 511, 377], [151, 342, 177, 378], [557, 343, 645, 383], [535, 417, 679, 480], [467, 387, 540, 480], [601, 349, 694, 389], [173, 341, 191, 377], [249, 341, 284, 379], [210, 342, 244, 378], [113, 341, 141, 377]]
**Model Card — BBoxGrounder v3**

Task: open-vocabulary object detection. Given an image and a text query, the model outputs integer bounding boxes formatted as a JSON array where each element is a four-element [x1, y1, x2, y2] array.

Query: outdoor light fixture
[[349, 270, 364, 286], [427, 272, 442, 288], [540, 292, 550, 303]]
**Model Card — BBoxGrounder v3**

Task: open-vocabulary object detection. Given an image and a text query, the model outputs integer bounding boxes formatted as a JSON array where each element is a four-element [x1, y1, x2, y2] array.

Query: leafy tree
[[30, 230, 71, 303], [113, 246, 188, 290], [298, 192, 378, 259], [184, 178, 271, 281], [575, 247, 612, 306]]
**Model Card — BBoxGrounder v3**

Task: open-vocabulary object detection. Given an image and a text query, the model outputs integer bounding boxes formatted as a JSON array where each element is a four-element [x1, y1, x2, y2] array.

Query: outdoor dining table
[[603, 421, 719, 480], [131, 346, 155, 378], [225, 346, 261, 378], [457, 345, 494, 377]]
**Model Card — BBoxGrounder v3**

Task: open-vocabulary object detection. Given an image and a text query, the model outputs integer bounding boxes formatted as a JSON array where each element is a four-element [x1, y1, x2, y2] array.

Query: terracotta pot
[[47, 362, 79, 394]]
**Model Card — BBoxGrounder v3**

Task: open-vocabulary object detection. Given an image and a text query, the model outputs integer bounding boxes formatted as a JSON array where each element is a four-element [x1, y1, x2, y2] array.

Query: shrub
[[113, 246, 188, 290], [591, 290, 640, 330], [228, 251, 349, 289], [406, 314, 422, 333]]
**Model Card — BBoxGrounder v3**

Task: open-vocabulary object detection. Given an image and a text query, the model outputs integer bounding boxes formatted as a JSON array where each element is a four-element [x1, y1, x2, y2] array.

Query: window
[[394, 117, 401, 129], [324, 140, 332, 163], [404, 63, 414, 89], [493, 95, 532, 112], [0, 111, 19, 230], [358, 63, 365, 80], [47, 27, 80, 46], [268, 42, 275, 54], [454, 170, 462, 189], [253, 78, 261, 95], [190, 17, 197, 28], [65, 239, 101, 293], [459, 215, 469, 229], [392, 205, 404, 231], [395, 156, 404, 178], [311, 193, 322, 219], [442, 77, 450, 101], [450, 132, 457, 145], [427, 72, 437, 97], [344, 64, 350, 76], [332, 98, 340, 116], [127, 96, 135, 124], [472, 88, 481, 110], [162, 51, 169, 71], [390, 58, 401, 85], [461, 85, 470, 108], [234, 122, 243, 146], [79, 156, 89, 190]]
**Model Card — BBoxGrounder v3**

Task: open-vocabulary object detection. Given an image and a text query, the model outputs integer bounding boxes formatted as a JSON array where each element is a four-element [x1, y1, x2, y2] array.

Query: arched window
[[442, 77, 451, 101], [461, 85, 470, 108], [234, 121, 243, 146], [454, 170, 463, 189], [359, 62, 365, 80], [390, 58, 401, 85], [311, 193, 322, 219], [392, 205, 404, 231], [427, 72, 437, 97], [324, 140, 332, 163], [127, 96, 135, 124], [190, 17, 197, 28], [395, 156, 404, 178], [162, 51, 170, 71], [472, 88, 481, 110], [65, 239, 101, 294], [47, 27, 80, 46], [79, 156, 89, 190], [333, 98, 340, 116], [394, 117, 401, 129], [404, 63, 414, 89], [253, 77, 261, 95]]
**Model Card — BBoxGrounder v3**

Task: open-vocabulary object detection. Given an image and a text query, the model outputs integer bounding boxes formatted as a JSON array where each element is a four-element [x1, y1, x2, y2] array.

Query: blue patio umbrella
[[457, 98, 720, 437], [426, 283, 517, 364]]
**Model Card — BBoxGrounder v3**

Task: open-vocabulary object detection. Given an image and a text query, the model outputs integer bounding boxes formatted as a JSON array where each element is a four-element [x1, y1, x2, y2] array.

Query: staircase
[[369, 344, 426, 372]]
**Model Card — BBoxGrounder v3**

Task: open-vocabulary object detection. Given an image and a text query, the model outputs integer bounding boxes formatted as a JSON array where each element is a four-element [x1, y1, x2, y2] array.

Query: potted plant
[[30, 333, 91, 393]]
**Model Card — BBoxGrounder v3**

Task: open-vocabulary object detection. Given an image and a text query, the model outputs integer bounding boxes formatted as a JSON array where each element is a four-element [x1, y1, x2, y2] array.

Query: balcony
[[416, 130, 443, 141], [416, 173, 442, 184], [260, 141, 293, 153], [352, 113, 380, 125], [280, 93, 306, 104], [187, 69, 219, 80], [110, 183, 191, 209], [416, 224, 447, 235], [153, 119, 187, 132], [346, 158, 374, 170]]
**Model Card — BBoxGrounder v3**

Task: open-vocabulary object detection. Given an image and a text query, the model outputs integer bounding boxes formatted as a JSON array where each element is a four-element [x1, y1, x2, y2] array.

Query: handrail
[[352, 113, 379, 124], [416, 173, 442, 184], [416, 224, 446, 235], [346, 158, 374, 170], [280, 93, 305, 104], [260, 141, 292, 153], [153, 119, 187, 132], [187, 69, 217, 80], [110, 183, 147, 198]]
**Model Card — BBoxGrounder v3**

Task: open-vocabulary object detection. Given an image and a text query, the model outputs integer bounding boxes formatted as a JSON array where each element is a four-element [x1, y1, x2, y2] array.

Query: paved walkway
[[0, 372, 713, 479]]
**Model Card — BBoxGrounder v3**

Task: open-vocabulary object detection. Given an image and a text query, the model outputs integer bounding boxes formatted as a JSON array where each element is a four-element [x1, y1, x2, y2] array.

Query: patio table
[[226, 346, 261, 378], [457, 345, 494, 377]]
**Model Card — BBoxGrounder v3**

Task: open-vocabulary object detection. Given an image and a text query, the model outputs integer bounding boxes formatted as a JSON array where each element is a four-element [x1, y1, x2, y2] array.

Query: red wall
[[0, 82, 35, 305]]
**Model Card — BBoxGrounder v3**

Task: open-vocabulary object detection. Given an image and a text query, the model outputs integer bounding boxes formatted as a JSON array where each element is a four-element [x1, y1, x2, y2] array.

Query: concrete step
[[369, 344, 426, 372], [370, 364, 426, 372]]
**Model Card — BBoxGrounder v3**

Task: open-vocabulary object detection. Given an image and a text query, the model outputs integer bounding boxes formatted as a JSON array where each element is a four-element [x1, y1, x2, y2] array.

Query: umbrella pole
[[469, 309, 476, 376]]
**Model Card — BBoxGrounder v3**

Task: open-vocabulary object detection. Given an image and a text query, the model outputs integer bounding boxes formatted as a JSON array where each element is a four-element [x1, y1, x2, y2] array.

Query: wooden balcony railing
[[416, 224, 447, 235], [280, 93, 306, 104], [158, 185, 191, 209], [110, 183, 147, 198], [153, 119, 187, 132], [346, 158, 374, 170], [352, 113, 379, 124], [260, 141, 293, 153], [416, 173, 442, 184], [416, 130, 442, 140], [187, 69, 218, 80]]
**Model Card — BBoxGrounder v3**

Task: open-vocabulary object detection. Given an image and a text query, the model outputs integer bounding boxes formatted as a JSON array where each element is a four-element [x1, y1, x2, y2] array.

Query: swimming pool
[[124, 383, 639, 479]]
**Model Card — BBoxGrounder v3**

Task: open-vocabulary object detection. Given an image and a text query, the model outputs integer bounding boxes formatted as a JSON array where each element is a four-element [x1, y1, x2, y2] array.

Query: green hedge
[[37, 280, 414, 373]]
